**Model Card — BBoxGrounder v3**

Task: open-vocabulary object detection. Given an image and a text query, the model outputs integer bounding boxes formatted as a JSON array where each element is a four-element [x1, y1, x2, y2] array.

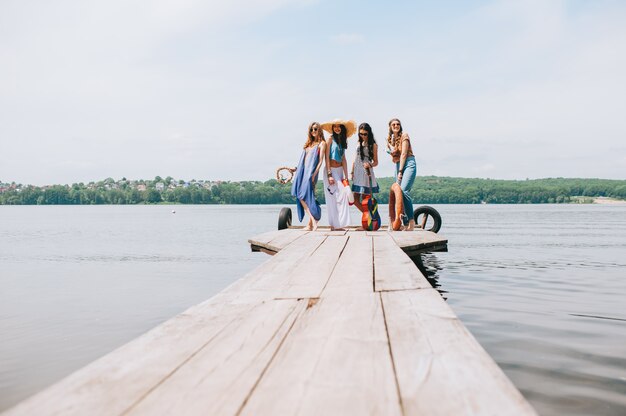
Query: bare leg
[[420, 214, 427, 229], [300, 199, 318, 231], [353, 194, 364, 212], [405, 219, 416, 231]]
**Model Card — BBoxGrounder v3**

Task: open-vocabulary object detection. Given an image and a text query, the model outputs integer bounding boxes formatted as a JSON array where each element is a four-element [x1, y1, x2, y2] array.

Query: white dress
[[323, 167, 351, 229]]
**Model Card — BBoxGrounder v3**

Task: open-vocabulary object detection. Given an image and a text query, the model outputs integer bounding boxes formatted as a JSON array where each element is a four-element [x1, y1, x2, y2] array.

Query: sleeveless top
[[388, 134, 413, 163], [329, 140, 345, 162]]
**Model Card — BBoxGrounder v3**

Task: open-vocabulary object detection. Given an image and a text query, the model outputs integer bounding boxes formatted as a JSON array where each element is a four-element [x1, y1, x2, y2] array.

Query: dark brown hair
[[358, 123, 376, 162], [332, 124, 347, 150]]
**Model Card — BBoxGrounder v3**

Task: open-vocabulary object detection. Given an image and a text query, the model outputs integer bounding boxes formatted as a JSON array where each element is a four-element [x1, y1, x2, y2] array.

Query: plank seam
[[316, 235, 350, 298], [308, 235, 329, 257], [251, 245, 277, 256], [235, 300, 308, 415], [379, 292, 405, 416], [376, 287, 435, 293], [371, 236, 376, 293], [119, 304, 258, 416], [266, 230, 309, 252]]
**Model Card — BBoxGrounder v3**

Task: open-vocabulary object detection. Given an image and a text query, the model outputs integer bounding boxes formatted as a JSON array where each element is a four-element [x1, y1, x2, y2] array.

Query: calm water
[[1, 204, 625, 415]]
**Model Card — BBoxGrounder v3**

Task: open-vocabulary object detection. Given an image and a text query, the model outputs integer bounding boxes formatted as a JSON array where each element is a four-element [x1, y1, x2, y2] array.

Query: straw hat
[[321, 119, 357, 138]]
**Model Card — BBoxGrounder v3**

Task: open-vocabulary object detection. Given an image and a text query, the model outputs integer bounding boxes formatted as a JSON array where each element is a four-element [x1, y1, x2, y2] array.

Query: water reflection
[[412, 252, 445, 295]]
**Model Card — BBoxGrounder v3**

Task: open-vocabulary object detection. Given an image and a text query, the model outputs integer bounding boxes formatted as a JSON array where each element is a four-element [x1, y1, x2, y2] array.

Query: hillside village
[[0, 177, 221, 193]]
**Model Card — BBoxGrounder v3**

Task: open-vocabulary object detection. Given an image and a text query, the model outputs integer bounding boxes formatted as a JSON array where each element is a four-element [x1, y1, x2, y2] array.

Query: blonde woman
[[387, 118, 417, 230], [321, 119, 356, 231], [291, 122, 326, 231]]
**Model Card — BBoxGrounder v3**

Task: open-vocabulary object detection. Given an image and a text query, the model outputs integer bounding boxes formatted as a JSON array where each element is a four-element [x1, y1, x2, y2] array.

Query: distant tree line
[[1, 176, 625, 205]]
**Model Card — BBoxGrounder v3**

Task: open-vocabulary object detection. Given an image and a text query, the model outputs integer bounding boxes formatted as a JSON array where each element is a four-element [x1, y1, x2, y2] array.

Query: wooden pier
[[4, 228, 536, 415]]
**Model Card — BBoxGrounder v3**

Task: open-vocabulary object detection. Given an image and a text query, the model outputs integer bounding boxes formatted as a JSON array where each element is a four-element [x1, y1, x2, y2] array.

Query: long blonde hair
[[303, 122, 323, 149], [387, 118, 403, 151]]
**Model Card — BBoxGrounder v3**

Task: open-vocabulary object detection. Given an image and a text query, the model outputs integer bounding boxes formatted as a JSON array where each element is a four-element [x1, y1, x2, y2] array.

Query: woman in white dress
[[321, 119, 356, 231]]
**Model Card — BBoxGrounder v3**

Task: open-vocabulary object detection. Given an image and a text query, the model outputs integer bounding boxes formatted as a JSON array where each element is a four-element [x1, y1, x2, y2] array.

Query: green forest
[[1, 176, 625, 205]]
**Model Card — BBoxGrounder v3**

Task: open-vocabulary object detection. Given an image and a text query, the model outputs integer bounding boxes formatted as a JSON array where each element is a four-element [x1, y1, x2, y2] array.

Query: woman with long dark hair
[[291, 122, 325, 230], [321, 119, 355, 230], [350, 122, 379, 212], [386, 118, 417, 230]]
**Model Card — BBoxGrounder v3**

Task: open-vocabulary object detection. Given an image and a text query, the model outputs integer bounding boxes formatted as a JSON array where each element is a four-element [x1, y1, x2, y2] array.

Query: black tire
[[413, 206, 442, 233], [278, 207, 292, 230]]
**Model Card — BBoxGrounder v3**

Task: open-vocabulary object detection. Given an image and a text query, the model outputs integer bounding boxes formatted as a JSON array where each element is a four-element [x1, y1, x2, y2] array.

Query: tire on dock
[[413, 205, 442, 233], [278, 207, 292, 230]]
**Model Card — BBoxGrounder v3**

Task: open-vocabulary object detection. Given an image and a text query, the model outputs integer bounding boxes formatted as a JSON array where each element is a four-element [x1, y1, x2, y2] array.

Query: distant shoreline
[[1, 176, 625, 205], [593, 197, 626, 205]]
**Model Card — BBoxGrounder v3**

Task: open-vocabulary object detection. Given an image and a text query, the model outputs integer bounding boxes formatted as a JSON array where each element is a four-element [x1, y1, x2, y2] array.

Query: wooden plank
[[126, 299, 307, 416], [249, 245, 277, 256], [381, 290, 537, 416], [224, 234, 328, 304], [240, 294, 402, 416], [320, 230, 348, 236], [389, 230, 448, 251], [366, 231, 387, 236], [266, 228, 309, 252], [248, 229, 282, 249], [321, 234, 373, 295], [373, 234, 431, 291], [248, 229, 308, 253], [275, 235, 349, 299], [3, 299, 260, 416]]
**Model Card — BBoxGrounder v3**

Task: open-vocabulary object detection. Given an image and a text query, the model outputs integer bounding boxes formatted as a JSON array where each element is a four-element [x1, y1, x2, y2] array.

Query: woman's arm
[[325, 138, 335, 184], [350, 158, 355, 181], [342, 154, 349, 180], [312, 141, 326, 181], [398, 134, 410, 180], [371, 143, 379, 167]]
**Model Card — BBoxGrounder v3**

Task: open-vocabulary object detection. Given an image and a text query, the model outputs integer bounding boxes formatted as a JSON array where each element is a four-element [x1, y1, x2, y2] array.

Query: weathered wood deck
[[4, 228, 536, 415]]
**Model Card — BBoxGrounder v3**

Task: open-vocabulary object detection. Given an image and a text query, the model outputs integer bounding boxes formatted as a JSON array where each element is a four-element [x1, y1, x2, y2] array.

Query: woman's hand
[[397, 171, 403, 182], [363, 162, 371, 169], [328, 176, 336, 185]]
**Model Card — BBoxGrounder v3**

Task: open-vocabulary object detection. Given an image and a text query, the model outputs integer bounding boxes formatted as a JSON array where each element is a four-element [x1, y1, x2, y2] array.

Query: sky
[[1, 0, 625, 185]]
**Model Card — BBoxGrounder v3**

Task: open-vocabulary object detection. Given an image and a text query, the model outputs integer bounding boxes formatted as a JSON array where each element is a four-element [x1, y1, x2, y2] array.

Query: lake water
[[1, 204, 625, 415]]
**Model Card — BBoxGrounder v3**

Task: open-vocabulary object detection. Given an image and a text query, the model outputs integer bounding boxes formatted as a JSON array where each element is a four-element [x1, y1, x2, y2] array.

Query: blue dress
[[291, 144, 322, 222]]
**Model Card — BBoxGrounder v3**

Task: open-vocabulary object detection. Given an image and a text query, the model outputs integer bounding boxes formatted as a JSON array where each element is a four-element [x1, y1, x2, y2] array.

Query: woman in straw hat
[[291, 122, 326, 231], [321, 119, 355, 230], [350, 122, 379, 211], [386, 118, 417, 231]]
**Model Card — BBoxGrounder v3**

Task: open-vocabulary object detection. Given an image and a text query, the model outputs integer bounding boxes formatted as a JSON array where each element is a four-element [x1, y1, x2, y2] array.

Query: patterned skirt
[[352, 156, 379, 194]]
